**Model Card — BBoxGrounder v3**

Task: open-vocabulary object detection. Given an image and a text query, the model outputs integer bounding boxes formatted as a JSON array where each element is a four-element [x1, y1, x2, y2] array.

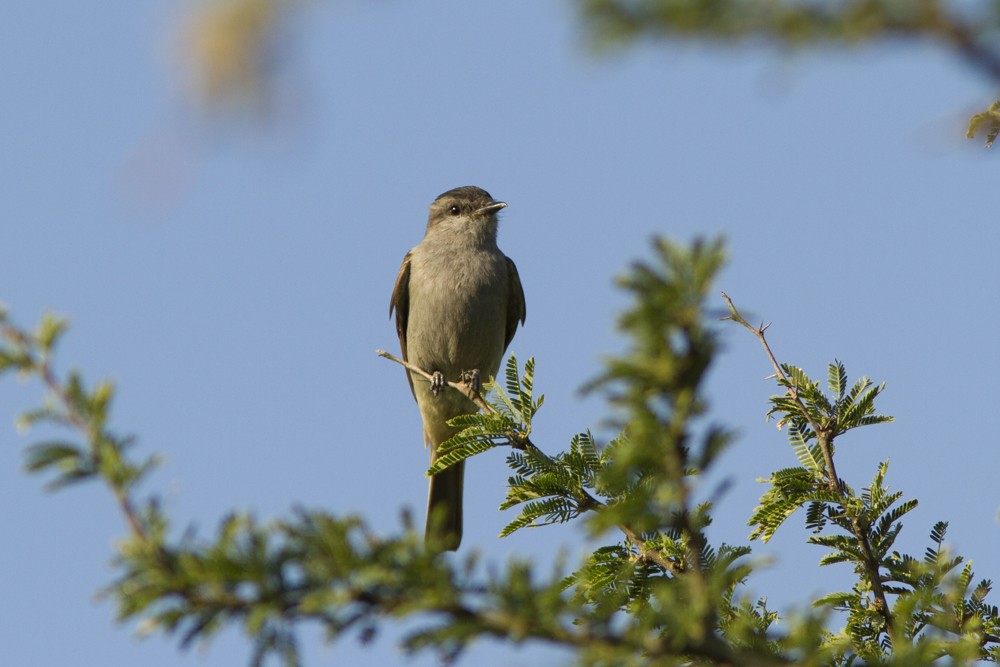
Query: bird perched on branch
[[390, 186, 526, 551]]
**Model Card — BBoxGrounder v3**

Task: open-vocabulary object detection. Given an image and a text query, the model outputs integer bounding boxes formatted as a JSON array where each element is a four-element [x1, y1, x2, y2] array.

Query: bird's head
[[425, 186, 507, 246]]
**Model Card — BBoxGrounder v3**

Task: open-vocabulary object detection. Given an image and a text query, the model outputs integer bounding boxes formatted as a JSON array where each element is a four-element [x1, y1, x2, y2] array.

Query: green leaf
[[23, 440, 83, 472], [35, 312, 68, 352], [23, 440, 96, 489], [813, 591, 856, 609], [426, 436, 497, 475], [789, 423, 822, 472], [748, 495, 802, 543], [927, 520, 949, 558], [503, 355, 521, 407], [828, 360, 847, 401], [967, 100, 1000, 147]]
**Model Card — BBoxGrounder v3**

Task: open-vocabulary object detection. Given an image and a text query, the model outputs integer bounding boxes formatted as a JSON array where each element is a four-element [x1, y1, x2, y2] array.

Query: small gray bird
[[390, 186, 526, 551]]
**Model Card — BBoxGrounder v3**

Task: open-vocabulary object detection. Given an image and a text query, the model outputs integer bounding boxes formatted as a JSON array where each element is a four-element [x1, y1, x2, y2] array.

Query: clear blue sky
[[2, 2, 998, 665]]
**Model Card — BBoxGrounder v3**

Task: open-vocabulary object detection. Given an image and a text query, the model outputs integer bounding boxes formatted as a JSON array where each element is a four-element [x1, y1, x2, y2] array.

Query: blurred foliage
[[576, 0, 1000, 146], [967, 100, 1000, 147], [4, 237, 999, 665], [578, 0, 998, 48], [179, 0, 1000, 143], [181, 0, 298, 111]]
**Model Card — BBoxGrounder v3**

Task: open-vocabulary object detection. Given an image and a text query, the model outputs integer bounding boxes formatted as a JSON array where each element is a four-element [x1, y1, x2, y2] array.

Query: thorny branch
[[377, 348, 683, 576], [1, 318, 149, 541], [719, 292, 894, 633]]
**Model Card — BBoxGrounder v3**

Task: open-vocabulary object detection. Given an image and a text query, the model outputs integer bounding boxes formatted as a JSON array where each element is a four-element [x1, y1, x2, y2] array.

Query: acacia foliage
[[577, 0, 1000, 147], [2, 237, 997, 665]]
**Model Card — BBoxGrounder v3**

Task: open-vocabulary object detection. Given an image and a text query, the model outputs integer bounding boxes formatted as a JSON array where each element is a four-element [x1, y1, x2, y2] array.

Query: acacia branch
[[377, 348, 539, 451], [376, 349, 493, 413], [618, 523, 683, 576], [720, 292, 841, 489], [720, 292, 893, 632], [378, 348, 684, 576], [1, 320, 149, 541], [914, 6, 1000, 84]]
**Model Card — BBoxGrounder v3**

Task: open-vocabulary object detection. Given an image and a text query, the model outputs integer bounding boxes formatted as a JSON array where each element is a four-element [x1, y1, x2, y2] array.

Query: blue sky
[[2, 1, 998, 665]]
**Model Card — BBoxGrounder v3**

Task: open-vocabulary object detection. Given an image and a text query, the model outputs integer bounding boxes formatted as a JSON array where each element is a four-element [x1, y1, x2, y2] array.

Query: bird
[[390, 186, 526, 551]]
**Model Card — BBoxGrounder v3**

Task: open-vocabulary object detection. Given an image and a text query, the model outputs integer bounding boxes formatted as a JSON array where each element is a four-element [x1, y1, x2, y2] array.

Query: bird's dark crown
[[429, 186, 498, 218], [434, 185, 494, 205]]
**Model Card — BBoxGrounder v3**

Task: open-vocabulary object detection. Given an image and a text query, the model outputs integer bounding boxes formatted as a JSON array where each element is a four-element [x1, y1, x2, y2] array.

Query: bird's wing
[[389, 251, 416, 398], [504, 256, 526, 352]]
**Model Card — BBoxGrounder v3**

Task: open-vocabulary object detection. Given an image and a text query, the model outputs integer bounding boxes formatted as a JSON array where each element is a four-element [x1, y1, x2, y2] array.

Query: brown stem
[[618, 522, 683, 576], [378, 348, 683, 577], [4, 323, 149, 541], [377, 349, 493, 413], [720, 292, 893, 632], [720, 293, 838, 489]]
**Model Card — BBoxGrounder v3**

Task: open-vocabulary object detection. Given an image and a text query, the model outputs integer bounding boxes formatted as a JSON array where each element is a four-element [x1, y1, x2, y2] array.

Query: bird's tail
[[426, 459, 464, 551]]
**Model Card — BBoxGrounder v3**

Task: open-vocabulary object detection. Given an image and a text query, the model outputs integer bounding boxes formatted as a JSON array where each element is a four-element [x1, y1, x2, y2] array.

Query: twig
[[377, 349, 546, 454], [619, 523, 683, 576], [376, 349, 493, 413], [914, 9, 1000, 84], [720, 292, 839, 486], [719, 292, 786, 389], [1, 321, 149, 541], [720, 292, 893, 633], [378, 348, 680, 576]]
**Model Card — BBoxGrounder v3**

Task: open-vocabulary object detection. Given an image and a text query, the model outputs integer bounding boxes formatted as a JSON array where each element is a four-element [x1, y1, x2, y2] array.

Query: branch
[[719, 293, 783, 386], [460, 601, 790, 667], [584, 2, 1000, 89], [377, 348, 542, 453], [720, 292, 893, 633], [618, 523, 683, 576], [919, 7, 1000, 84], [376, 349, 492, 413], [720, 293, 839, 488], [1, 319, 149, 541], [378, 348, 686, 577]]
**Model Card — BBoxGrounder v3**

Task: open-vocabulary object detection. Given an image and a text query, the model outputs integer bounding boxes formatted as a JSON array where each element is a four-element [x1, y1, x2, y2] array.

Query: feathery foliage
[[4, 236, 998, 665], [577, 0, 1000, 148]]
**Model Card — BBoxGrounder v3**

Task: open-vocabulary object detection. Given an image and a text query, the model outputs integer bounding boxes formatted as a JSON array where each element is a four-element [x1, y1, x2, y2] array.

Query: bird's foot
[[430, 371, 446, 396], [460, 369, 481, 395]]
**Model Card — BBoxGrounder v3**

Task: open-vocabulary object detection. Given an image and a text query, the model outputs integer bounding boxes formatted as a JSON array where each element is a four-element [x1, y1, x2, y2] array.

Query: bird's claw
[[430, 371, 446, 396], [460, 369, 481, 395]]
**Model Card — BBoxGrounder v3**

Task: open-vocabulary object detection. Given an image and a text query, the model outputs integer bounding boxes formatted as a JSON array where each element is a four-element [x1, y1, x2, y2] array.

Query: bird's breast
[[404, 246, 509, 379]]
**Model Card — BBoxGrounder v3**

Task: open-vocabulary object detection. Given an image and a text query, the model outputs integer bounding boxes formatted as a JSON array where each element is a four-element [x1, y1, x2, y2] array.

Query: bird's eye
[[449, 205, 461, 215]]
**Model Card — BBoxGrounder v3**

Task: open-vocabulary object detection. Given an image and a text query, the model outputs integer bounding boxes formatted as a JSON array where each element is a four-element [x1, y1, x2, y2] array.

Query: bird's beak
[[477, 201, 507, 215]]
